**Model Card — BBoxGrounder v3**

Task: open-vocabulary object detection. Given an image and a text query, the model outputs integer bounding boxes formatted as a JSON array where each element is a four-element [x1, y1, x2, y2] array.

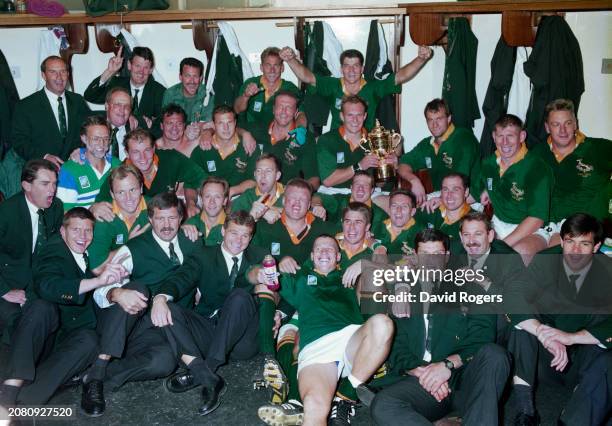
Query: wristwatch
[[443, 358, 455, 371], [352, 163, 361, 173]]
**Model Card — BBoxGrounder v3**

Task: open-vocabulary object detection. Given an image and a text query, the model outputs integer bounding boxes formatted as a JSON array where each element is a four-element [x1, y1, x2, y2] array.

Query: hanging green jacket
[[364, 19, 398, 131], [442, 18, 480, 129], [210, 35, 244, 108], [524, 16, 584, 147], [301, 21, 333, 130], [479, 37, 516, 158]]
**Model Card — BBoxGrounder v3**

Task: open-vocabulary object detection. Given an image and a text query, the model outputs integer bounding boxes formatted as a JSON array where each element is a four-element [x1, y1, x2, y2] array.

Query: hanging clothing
[[364, 19, 398, 131], [479, 37, 516, 158], [204, 21, 254, 109], [506, 46, 531, 122], [442, 18, 480, 129], [524, 15, 584, 147], [301, 21, 343, 132]]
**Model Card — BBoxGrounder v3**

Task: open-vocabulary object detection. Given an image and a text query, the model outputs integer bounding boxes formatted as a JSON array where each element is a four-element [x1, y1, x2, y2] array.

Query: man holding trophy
[[316, 95, 402, 190]]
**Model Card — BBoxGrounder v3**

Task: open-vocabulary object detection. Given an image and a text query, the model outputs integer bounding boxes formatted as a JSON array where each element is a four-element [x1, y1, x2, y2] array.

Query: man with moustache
[[369, 229, 509, 426], [162, 57, 212, 124], [0, 208, 126, 407], [529, 99, 612, 247], [506, 213, 612, 426], [0, 159, 64, 339], [87, 192, 199, 416], [247, 90, 318, 189], [87, 164, 150, 270], [11, 56, 90, 168], [477, 114, 553, 261], [84, 46, 165, 133], [57, 116, 121, 211], [190, 105, 256, 199], [372, 189, 423, 254], [280, 46, 432, 131], [182, 177, 229, 246], [316, 96, 399, 189], [398, 99, 479, 205], [150, 211, 266, 416], [92, 128, 205, 220]]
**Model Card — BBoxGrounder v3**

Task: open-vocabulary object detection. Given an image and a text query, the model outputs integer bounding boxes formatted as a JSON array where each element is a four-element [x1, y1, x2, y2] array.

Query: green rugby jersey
[[530, 136, 611, 222], [399, 126, 479, 192], [190, 137, 256, 187], [310, 74, 401, 130]]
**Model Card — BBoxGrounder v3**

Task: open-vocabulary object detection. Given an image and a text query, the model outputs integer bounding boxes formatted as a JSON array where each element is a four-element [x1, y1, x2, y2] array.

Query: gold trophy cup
[[359, 120, 402, 183]]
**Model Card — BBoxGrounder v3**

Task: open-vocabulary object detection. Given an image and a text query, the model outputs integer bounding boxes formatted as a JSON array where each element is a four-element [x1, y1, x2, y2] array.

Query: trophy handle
[[391, 132, 403, 150], [359, 137, 371, 154]]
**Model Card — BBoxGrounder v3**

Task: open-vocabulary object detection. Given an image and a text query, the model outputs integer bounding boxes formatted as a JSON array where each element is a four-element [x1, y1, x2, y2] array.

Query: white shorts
[[297, 324, 362, 379], [492, 215, 550, 242], [544, 219, 566, 236]]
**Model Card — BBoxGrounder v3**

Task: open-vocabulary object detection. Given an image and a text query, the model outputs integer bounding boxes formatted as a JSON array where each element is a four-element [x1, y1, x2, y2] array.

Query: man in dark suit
[[11, 56, 91, 168], [0, 159, 63, 340], [0, 208, 126, 408], [150, 210, 266, 416], [507, 213, 612, 426], [83, 46, 165, 137], [83, 192, 199, 417], [369, 229, 510, 425]]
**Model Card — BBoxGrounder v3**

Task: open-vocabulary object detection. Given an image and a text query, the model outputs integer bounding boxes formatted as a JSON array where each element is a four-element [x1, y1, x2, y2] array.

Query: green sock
[[257, 295, 276, 355], [336, 378, 357, 402], [287, 359, 300, 401], [277, 338, 301, 402], [276, 339, 294, 373]]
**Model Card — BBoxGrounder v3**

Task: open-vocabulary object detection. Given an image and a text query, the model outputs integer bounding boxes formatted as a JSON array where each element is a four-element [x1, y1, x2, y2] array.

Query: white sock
[[347, 374, 362, 388]]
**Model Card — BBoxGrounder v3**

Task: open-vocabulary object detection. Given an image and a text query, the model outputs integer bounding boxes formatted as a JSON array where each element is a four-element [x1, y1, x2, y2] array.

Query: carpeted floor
[[1, 344, 582, 426]]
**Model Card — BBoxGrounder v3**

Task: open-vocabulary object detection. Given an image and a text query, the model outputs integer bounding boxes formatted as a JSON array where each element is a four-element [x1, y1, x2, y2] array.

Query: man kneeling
[[255, 235, 394, 425]]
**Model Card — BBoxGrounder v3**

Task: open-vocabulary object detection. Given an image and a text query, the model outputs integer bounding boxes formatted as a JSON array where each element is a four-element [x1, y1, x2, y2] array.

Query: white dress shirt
[[111, 124, 128, 161], [24, 195, 40, 253], [93, 232, 183, 308], [69, 248, 88, 273], [220, 244, 243, 275], [44, 87, 67, 132]]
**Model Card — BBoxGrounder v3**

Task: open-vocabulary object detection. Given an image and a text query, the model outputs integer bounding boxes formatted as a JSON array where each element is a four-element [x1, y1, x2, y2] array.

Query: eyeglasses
[[89, 136, 111, 144]]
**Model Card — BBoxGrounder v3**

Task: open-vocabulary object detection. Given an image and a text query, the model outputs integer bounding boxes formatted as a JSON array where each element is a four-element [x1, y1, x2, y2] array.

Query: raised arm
[[279, 47, 316, 85]]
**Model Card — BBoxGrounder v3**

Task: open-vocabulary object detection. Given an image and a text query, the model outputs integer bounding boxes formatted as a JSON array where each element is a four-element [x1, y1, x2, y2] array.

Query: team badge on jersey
[[425, 157, 432, 169], [576, 158, 593, 178], [271, 242, 280, 255], [336, 152, 345, 164], [78, 175, 91, 189], [253, 101, 263, 112], [207, 161, 217, 172], [442, 152, 453, 169], [115, 234, 124, 245], [510, 182, 525, 202], [235, 157, 248, 172], [307, 275, 318, 286]]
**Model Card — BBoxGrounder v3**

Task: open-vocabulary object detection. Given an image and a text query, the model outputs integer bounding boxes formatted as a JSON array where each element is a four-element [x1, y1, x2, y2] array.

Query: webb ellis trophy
[[359, 120, 402, 183]]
